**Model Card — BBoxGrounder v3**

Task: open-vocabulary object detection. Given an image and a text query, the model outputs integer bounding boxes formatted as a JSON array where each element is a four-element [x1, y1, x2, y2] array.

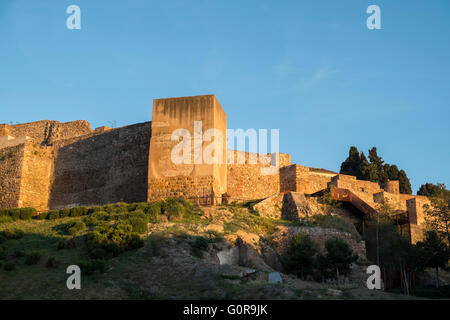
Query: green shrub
[[36, 212, 48, 220], [83, 215, 98, 226], [162, 198, 186, 221], [19, 208, 36, 220], [127, 217, 148, 234], [322, 238, 358, 280], [57, 238, 77, 250], [146, 202, 162, 223], [86, 222, 144, 259], [46, 257, 60, 268], [0, 229, 24, 240], [9, 209, 21, 220], [70, 206, 88, 217], [13, 250, 25, 258], [92, 211, 109, 221], [59, 208, 71, 218], [3, 262, 15, 271], [281, 233, 318, 279], [24, 252, 41, 265], [0, 247, 6, 260], [190, 236, 210, 258], [68, 222, 86, 235], [79, 259, 106, 275], [128, 233, 144, 250], [47, 210, 60, 220], [0, 216, 13, 225]]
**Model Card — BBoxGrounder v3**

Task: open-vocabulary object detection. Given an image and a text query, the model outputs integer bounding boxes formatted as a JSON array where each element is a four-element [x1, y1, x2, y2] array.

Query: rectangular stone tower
[[147, 95, 227, 204]]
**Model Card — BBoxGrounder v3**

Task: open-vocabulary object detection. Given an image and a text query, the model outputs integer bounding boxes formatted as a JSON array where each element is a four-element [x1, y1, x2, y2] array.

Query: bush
[[67, 221, 86, 235], [127, 217, 148, 234], [83, 215, 98, 226], [19, 207, 36, 220], [24, 252, 41, 265], [146, 202, 162, 223], [70, 206, 88, 217], [4, 262, 15, 271], [47, 210, 61, 220], [0, 216, 13, 225], [281, 233, 318, 279], [190, 236, 210, 259], [57, 238, 77, 250], [128, 233, 144, 250], [86, 222, 144, 259], [0, 247, 6, 260], [92, 211, 109, 221], [13, 250, 25, 258], [79, 259, 106, 275], [162, 198, 191, 221], [0, 208, 37, 220], [323, 238, 358, 280], [36, 212, 48, 220], [46, 257, 60, 268], [0, 229, 24, 240], [59, 208, 71, 218]]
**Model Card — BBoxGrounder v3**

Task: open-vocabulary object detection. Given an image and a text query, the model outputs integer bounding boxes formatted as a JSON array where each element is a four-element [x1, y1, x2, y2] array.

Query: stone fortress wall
[[0, 95, 432, 242]]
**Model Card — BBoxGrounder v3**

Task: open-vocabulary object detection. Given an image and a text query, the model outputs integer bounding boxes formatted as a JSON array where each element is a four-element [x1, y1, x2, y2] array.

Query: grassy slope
[[0, 202, 421, 300]]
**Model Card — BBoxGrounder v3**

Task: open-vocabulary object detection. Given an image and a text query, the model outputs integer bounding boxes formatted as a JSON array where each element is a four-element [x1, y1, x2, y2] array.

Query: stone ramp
[[330, 187, 378, 217], [281, 192, 312, 220]]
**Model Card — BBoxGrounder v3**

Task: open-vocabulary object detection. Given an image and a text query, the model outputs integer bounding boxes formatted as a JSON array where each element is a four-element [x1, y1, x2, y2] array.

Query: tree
[[397, 170, 412, 195], [364, 212, 426, 294], [323, 238, 358, 284], [339, 146, 412, 193], [368, 147, 388, 184], [281, 233, 318, 279], [418, 183, 450, 200], [416, 231, 450, 288], [424, 197, 450, 245], [340, 146, 362, 177]]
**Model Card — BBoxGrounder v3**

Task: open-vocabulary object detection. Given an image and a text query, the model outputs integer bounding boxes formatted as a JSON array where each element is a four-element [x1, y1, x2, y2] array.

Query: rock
[[217, 246, 239, 265], [268, 272, 283, 284], [241, 268, 256, 277], [325, 288, 343, 296]]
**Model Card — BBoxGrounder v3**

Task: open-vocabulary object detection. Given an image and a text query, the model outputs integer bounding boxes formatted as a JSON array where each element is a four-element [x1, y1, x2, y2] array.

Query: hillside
[[0, 200, 421, 300]]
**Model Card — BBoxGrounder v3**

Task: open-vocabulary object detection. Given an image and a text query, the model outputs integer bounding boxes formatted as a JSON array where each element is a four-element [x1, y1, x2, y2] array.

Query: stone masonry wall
[[18, 142, 54, 211], [226, 150, 291, 200], [279, 164, 335, 194], [273, 225, 366, 259], [0, 144, 25, 208], [3, 120, 92, 145], [49, 122, 151, 209]]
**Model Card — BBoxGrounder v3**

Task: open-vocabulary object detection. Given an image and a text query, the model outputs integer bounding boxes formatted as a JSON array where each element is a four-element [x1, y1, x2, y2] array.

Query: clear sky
[[1, 0, 449, 194]]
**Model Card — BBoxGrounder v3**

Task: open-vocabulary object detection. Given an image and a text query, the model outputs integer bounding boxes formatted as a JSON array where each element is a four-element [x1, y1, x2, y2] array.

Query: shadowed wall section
[[49, 122, 151, 209]]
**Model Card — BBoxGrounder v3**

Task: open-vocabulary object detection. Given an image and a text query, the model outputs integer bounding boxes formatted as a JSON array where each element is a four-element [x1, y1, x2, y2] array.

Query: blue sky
[[1, 0, 449, 193]]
